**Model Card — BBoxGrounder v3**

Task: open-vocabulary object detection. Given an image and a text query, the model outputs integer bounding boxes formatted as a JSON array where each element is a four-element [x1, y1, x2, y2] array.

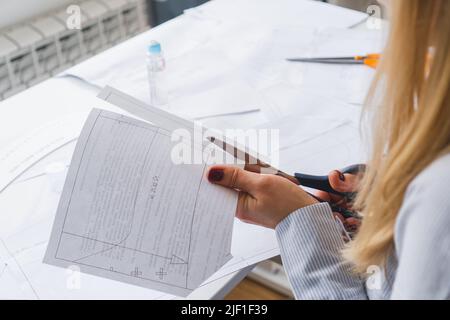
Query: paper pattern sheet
[[44, 108, 237, 296], [64, 0, 369, 119]]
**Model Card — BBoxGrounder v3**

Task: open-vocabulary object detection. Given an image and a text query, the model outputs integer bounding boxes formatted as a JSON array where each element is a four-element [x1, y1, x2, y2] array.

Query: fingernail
[[337, 170, 345, 181], [208, 169, 224, 182]]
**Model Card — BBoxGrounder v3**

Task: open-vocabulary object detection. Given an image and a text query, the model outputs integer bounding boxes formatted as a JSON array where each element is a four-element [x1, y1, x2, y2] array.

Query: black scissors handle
[[294, 164, 365, 198]]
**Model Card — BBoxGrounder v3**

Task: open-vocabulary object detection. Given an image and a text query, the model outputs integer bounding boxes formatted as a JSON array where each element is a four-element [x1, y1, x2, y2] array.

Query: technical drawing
[[44, 108, 236, 296]]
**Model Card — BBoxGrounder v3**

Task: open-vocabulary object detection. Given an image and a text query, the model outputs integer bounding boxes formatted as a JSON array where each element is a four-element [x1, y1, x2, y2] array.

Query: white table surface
[[0, 0, 377, 299], [0, 76, 252, 299]]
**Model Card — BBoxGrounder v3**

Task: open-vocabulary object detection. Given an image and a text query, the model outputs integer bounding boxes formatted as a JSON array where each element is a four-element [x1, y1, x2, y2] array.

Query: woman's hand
[[207, 165, 318, 229], [315, 170, 361, 232]]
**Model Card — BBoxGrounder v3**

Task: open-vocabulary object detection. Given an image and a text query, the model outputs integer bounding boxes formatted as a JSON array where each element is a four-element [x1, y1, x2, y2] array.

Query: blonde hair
[[346, 0, 450, 272]]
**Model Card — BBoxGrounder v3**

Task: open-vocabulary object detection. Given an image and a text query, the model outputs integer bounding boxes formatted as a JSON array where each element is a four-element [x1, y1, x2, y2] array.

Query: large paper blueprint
[[44, 107, 237, 296]]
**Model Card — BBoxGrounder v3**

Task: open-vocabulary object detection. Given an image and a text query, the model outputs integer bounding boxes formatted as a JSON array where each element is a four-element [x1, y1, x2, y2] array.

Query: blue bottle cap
[[148, 41, 161, 54]]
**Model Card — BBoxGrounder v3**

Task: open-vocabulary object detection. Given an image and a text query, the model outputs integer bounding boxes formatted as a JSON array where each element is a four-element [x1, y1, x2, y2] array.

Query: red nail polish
[[208, 169, 224, 182], [337, 170, 345, 181]]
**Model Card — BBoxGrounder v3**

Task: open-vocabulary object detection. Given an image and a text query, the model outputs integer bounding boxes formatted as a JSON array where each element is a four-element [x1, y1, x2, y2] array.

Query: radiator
[[0, 0, 149, 101]]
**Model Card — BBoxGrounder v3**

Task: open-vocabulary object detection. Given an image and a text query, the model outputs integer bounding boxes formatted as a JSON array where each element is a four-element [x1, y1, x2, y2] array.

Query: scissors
[[286, 53, 380, 69], [208, 137, 366, 218]]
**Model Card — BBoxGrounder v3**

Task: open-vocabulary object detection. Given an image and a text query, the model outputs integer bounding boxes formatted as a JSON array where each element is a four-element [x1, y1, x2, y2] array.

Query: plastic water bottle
[[147, 41, 168, 107]]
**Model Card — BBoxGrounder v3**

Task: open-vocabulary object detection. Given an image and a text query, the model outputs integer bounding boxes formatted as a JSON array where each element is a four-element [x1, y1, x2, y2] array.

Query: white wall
[[0, 0, 75, 29]]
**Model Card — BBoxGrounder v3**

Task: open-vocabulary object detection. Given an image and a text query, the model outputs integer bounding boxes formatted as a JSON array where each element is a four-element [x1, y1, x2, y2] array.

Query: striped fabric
[[275, 153, 450, 300]]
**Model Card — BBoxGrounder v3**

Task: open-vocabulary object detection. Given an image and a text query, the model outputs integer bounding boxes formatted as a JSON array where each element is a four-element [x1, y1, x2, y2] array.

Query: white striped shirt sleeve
[[275, 202, 368, 299]]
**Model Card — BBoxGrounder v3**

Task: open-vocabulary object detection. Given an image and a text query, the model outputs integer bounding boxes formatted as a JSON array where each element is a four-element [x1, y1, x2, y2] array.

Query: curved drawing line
[[64, 232, 173, 261], [170, 254, 187, 264], [73, 231, 132, 263], [0, 138, 77, 194], [72, 125, 166, 264], [0, 239, 39, 299], [185, 159, 209, 287]]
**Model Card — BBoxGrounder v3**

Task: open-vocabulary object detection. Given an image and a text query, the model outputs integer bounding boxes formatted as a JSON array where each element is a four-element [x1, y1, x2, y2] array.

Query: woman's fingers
[[207, 165, 260, 194], [244, 163, 261, 173], [328, 170, 359, 193], [207, 166, 260, 224], [235, 192, 258, 224], [314, 190, 347, 206], [207, 165, 319, 229], [314, 190, 331, 202]]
